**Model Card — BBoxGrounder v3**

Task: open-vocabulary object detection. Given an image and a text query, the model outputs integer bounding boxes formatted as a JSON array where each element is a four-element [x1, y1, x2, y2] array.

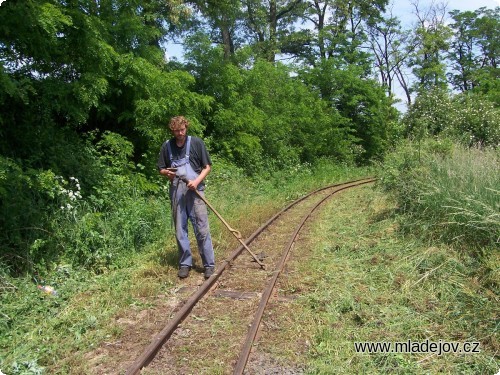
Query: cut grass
[[260, 185, 498, 374], [0, 262, 175, 374], [0, 163, 372, 374]]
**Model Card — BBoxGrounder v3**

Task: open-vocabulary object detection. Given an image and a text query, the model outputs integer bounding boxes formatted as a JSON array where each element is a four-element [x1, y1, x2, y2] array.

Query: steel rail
[[125, 177, 376, 375], [233, 178, 377, 375]]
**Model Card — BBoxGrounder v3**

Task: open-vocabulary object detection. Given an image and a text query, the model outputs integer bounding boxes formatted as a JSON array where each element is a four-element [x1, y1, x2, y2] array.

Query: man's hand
[[160, 168, 177, 182], [187, 179, 200, 191], [186, 165, 211, 190]]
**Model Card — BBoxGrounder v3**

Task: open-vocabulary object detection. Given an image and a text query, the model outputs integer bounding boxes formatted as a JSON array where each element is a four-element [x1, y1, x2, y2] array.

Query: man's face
[[171, 126, 187, 143]]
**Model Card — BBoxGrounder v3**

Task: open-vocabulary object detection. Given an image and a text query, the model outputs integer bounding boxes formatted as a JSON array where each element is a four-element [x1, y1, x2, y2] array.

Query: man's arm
[[187, 164, 211, 190], [158, 142, 176, 181]]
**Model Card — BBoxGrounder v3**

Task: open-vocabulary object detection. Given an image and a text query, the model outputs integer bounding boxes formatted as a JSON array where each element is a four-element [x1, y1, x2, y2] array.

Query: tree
[[300, 59, 397, 162], [188, 0, 244, 60], [0, 0, 211, 272], [448, 7, 499, 102], [368, 9, 413, 100], [243, 0, 306, 62], [447, 10, 479, 92], [408, 0, 451, 93], [302, 0, 387, 67]]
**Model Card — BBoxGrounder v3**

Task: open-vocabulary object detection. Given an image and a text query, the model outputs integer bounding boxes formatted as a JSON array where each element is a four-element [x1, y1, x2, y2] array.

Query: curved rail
[[233, 178, 376, 375], [126, 177, 376, 375]]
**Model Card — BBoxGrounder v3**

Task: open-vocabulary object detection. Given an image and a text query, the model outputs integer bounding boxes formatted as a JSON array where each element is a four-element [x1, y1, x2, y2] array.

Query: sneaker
[[178, 266, 190, 279], [204, 266, 215, 279]]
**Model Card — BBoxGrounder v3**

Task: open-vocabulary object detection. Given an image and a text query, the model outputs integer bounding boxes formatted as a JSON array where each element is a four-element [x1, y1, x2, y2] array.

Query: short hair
[[169, 116, 190, 130]]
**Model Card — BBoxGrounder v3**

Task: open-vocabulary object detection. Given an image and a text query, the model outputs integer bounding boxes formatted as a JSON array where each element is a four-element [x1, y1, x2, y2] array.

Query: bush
[[50, 193, 170, 273], [446, 94, 500, 147], [0, 130, 171, 275], [403, 89, 499, 147]]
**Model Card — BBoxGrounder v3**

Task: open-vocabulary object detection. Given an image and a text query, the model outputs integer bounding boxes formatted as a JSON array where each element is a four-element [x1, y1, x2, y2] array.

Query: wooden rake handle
[[180, 178, 266, 269]]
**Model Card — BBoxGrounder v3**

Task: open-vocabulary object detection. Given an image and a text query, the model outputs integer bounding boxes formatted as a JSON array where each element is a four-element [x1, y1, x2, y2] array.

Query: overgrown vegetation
[[0, 0, 498, 373], [0, 163, 370, 374], [1, 0, 498, 275], [380, 140, 499, 250]]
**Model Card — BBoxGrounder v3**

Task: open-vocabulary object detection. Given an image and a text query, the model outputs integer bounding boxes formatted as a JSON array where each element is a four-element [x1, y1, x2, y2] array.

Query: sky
[[164, 0, 499, 61], [396, 0, 499, 14], [392, 0, 499, 25]]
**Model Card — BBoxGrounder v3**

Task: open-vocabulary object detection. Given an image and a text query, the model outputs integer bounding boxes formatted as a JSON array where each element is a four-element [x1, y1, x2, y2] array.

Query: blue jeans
[[171, 186, 215, 268]]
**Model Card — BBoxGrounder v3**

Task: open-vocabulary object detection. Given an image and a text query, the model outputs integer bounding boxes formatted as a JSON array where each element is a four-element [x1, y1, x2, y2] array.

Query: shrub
[[403, 89, 499, 147], [446, 93, 500, 147]]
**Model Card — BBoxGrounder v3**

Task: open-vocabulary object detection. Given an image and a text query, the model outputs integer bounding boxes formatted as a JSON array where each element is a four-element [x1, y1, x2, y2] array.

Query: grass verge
[[263, 185, 498, 374]]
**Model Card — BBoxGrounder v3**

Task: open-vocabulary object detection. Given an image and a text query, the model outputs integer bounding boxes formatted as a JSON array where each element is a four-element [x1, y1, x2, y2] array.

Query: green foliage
[[403, 89, 500, 147], [448, 7, 500, 98], [380, 139, 499, 250], [0, 0, 211, 275], [403, 88, 453, 137], [37, 132, 169, 273], [96, 131, 134, 172], [446, 93, 500, 146], [300, 59, 398, 162], [52, 193, 169, 272], [118, 54, 213, 144], [0, 0, 497, 372], [0, 126, 168, 275], [0, 158, 87, 274], [410, 18, 451, 93], [184, 35, 365, 170]]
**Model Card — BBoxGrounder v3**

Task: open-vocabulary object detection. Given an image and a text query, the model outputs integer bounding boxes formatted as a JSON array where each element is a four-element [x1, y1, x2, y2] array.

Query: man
[[157, 116, 215, 279]]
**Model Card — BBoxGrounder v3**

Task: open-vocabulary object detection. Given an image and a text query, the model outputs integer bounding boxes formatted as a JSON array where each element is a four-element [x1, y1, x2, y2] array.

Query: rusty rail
[[125, 177, 376, 375], [232, 178, 376, 375]]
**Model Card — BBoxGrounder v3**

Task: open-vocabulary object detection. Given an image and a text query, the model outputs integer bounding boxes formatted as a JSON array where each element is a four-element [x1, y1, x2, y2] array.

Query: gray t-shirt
[[157, 136, 212, 176]]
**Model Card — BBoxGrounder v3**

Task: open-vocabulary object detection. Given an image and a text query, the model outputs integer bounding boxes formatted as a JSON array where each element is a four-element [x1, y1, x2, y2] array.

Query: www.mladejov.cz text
[[354, 339, 480, 356]]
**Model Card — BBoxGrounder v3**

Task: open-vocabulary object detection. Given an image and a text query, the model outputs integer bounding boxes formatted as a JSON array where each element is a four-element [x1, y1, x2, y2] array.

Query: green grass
[[2, 152, 497, 374], [3, 144, 497, 374], [288, 186, 498, 374], [0, 261, 175, 374], [0, 161, 373, 374], [380, 140, 499, 250]]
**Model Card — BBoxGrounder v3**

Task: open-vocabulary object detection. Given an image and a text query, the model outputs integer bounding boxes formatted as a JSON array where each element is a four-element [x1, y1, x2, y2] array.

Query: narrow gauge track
[[126, 177, 376, 375]]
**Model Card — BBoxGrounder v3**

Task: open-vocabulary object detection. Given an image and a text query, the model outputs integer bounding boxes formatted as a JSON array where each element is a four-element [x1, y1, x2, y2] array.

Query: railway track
[[126, 177, 376, 375]]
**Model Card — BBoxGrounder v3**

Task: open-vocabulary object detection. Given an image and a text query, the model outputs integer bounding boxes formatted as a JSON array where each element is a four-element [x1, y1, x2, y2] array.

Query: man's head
[[169, 116, 190, 132], [169, 116, 189, 144]]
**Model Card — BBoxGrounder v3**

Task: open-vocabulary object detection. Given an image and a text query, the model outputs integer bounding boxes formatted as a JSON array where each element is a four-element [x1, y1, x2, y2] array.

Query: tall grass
[[293, 187, 498, 374], [380, 140, 499, 252]]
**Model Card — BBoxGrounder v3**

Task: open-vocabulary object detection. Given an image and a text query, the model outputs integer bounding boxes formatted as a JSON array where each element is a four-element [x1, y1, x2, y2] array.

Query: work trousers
[[171, 185, 215, 268]]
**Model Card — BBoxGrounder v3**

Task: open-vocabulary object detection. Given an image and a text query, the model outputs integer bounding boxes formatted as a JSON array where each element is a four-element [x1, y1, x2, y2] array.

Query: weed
[[380, 140, 499, 251]]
